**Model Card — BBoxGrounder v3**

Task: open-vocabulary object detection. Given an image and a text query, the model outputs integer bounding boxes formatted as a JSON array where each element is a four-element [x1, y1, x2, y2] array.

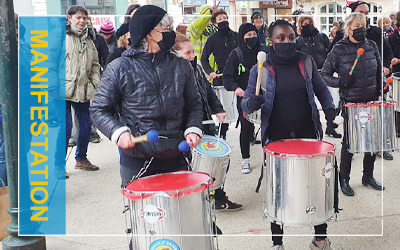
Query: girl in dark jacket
[[242, 19, 336, 250], [296, 15, 330, 70], [173, 34, 243, 212], [321, 13, 386, 197], [223, 23, 268, 174]]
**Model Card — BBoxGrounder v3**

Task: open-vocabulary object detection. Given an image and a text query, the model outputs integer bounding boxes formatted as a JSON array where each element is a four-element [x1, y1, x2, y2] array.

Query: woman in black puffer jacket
[[90, 6, 203, 186], [296, 15, 330, 69], [321, 13, 386, 197]]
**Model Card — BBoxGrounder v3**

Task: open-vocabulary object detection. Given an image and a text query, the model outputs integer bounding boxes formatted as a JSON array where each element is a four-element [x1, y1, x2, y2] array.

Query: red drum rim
[[121, 171, 212, 200], [263, 139, 335, 159], [345, 101, 396, 108]]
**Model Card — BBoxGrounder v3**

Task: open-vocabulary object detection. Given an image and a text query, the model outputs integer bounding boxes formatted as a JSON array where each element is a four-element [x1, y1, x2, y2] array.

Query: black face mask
[[273, 43, 297, 59], [218, 21, 230, 35], [301, 24, 315, 37], [157, 31, 176, 51], [190, 56, 197, 69], [352, 27, 367, 42], [245, 37, 259, 49]]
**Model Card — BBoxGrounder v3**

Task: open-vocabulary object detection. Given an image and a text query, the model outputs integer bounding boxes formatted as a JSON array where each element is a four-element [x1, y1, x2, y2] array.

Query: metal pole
[[333, 0, 337, 21], [0, 0, 46, 249]]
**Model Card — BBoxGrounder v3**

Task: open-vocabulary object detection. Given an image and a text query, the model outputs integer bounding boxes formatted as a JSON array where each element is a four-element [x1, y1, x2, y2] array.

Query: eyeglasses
[[154, 25, 174, 33]]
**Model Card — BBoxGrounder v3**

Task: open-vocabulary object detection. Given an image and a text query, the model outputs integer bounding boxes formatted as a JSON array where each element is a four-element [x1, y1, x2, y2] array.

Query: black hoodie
[[223, 23, 268, 92]]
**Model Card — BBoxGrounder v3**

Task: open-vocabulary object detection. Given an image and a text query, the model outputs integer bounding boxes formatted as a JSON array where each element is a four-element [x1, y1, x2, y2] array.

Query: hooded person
[[251, 11, 268, 45], [223, 23, 269, 174], [100, 19, 117, 51], [90, 5, 203, 187]]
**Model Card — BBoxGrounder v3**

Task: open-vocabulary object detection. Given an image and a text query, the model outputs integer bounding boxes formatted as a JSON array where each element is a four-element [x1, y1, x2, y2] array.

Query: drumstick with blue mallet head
[[131, 129, 160, 144]]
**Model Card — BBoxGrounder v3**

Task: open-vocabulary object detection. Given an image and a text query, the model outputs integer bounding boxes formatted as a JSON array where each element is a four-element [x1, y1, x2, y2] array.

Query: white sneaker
[[310, 238, 333, 250], [241, 158, 251, 174], [271, 245, 285, 250]]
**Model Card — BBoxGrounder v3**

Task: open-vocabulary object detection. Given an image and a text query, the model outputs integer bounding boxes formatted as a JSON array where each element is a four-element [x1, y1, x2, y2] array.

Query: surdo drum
[[191, 136, 231, 190], [344, 101, 397, 153], [263, 139, 336, 226], [122, 171, 216, 250], [213, 86, 238, 124]]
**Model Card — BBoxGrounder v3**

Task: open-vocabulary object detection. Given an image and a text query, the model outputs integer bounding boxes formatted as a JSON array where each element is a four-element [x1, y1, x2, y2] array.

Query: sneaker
[[75, 159, 99, 171], [271, 245, 285, 250], [325, 129, 342, 138], [90, 132, 101, 143], [241, 158, 251, 174], [377, 152, 393, 160], [214, 197, 242, 212], [310, 238, 332, 250]]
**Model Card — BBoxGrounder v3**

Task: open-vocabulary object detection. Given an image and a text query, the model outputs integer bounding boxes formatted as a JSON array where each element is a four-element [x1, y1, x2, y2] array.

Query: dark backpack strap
[[255, 152, 266, 193], [334, 156, 341, 214], [304, 55, 313, 80]]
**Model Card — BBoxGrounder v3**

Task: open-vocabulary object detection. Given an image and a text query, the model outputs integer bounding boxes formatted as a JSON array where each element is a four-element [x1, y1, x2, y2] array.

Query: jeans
[[66, 101, 92, 162], [0, 115, 7, 187]]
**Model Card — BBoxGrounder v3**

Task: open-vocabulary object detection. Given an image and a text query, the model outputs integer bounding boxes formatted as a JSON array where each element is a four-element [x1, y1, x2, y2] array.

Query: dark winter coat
[[321, 38, 384, 103], [105, 46, 126, 67], [296, 31, 330, 69], [241, 51, 335, 144], [201, 29, 239, 86], [93, 33, 110, 69], [388, 28, 400, 73], [90, 47, 203, 155]]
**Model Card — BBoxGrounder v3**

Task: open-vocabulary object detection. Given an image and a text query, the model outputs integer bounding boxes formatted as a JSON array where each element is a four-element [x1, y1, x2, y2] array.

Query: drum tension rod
[[123, 205, 130, 213]]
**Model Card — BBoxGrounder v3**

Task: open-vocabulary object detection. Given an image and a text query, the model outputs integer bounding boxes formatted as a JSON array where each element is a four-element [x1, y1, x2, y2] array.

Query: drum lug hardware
[[306, 205, 316, 215], [125, 228, 132, 234], [123, 205, 130, 213], [386, 139, 391, 145], [149, 230, 156, 235], [362, 125, 366, 129]]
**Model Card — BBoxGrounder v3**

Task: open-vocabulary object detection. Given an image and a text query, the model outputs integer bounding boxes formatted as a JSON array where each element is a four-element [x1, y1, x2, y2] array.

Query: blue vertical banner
[[19, 16, 66, 235]]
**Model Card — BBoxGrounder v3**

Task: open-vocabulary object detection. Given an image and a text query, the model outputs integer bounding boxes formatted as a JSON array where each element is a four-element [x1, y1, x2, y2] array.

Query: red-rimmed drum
[[344, 101, 397, 153], [263, 139, 336, 226], [191, 136, 231, 190], [122, 171, 216, 250], [213, 86, 238, 124], [391, 72, 400, 111]]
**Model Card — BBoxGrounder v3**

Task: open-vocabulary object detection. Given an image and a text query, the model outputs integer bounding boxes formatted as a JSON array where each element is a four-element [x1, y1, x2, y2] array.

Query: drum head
[[193, 136, 231, 157], [264, 139, 335, 158], [122, 171, 211, 200]]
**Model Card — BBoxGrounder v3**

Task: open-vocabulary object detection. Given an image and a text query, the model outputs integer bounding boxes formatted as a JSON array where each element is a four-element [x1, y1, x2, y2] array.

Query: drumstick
[[349, 48, 365, 76], [255, 51, 267, 95], [178, 140, 190, 152], [216, 73, 223, 77], [217, 122, 222, 145], [131, 129, 159, 143], [384, 76, 393, 91]]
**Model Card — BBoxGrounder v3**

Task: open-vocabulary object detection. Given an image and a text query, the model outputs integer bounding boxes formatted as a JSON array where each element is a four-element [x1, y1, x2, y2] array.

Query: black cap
[[349, 1, 368, 12]]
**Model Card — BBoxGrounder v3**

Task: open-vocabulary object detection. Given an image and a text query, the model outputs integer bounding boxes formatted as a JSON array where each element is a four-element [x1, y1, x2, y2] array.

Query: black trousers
[[238, 99, 255, 159], [340, 108, 376, 181], [271, 223, 327, 246]]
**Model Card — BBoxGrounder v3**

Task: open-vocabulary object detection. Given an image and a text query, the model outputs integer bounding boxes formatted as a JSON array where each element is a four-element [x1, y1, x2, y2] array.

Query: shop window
[[319, 3, 343, 35]]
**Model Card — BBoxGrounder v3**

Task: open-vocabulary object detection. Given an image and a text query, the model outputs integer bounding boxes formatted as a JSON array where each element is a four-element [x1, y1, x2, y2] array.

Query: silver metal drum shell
[[127, 187, 215, 250], [391, 72, 400, 111], [213, 86, 238, 124], [263, 153, 335, 226], [191, 150, 230, 190], [245, 109, 261, 124], [345, 101, 397, 153]]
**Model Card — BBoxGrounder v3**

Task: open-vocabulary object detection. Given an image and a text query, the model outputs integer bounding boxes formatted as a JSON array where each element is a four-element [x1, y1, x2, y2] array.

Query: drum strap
[[132, 157, 155, 181], [255, 152, 266, 193]]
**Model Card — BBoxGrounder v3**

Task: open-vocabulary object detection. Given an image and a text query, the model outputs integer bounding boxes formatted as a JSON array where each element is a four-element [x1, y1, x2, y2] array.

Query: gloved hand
[[247, 95, 265, 111], [339, 74, 354, 88]]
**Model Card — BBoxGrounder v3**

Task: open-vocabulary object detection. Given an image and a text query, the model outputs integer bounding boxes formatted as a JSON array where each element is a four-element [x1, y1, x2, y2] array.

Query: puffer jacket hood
[[321, 38, 382, 103]]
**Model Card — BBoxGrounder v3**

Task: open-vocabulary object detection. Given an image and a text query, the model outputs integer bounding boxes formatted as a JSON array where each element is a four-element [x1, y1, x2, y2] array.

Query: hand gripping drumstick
[[131, 129, 159, 143], [384, 77, 393, 91], [255, 51, 267, 96], [178, 140, 190, 152], [349, 48, 365, 76]]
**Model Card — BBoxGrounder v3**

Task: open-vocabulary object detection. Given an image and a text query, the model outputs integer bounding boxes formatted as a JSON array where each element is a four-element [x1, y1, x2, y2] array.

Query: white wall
[[14, 0, 35, 15]]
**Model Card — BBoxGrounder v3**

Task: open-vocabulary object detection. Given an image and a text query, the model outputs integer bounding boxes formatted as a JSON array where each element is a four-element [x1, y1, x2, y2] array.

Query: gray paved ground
[[1, 111, 399, 249]]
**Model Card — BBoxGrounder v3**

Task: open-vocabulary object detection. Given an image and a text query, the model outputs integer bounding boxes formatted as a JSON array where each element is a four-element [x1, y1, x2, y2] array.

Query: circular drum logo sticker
[[355, 111, 372, 123], [149, 239, 180, 250], [138, 204, 167, 224]]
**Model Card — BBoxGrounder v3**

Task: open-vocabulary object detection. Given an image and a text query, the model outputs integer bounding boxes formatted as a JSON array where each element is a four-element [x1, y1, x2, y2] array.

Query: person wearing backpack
[[241, 19, 336, 250], [223, 23, 268, 174]]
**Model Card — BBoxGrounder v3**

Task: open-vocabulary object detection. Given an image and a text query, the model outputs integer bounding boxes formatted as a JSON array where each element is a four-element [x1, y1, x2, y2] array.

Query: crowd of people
[[0, 1, 398, 249]]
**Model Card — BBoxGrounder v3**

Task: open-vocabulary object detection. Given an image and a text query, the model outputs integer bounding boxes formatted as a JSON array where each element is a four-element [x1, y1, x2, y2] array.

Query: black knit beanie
[[129, 5, 167, 47], [349, 1, 367, 12], [251, 11, 262, 22]]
